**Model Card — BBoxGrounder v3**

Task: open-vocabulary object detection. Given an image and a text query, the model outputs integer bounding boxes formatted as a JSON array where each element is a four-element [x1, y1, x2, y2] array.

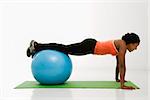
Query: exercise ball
[[31, 50, 72, 85]]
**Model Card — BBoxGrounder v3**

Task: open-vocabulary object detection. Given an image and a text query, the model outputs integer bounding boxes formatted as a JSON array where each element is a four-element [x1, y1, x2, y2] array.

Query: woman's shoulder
[[114, 39, 127, 50], [114, 39, 125, 44]]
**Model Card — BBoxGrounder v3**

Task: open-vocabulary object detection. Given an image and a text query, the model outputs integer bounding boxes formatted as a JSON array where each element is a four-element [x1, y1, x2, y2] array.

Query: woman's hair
[[122, 33, 140, 44]]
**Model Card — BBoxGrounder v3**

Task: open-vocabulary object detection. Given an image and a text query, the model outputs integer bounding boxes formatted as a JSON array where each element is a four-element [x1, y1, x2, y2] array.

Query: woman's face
[[127, 43, 139, 52]]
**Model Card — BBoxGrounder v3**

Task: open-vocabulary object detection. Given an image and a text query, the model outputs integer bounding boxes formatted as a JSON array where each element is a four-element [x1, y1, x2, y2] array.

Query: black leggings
[[33, 38, 97, 56]]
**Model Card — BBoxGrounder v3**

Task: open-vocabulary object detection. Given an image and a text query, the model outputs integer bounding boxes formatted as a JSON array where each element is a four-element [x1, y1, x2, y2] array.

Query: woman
[[27, 33, 140, 90]]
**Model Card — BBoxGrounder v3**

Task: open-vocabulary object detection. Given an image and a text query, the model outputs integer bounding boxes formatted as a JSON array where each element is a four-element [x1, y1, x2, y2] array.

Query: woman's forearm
[[115, 66, 119, 80], [119, 64, 126, 87]]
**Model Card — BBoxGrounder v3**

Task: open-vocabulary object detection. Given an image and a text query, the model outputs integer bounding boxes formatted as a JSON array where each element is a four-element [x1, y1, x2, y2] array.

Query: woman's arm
[[117, 42, 135, 89], [115, 56, 119, 81], [117, 45, 126, 87], [115, 56, 127, 82]]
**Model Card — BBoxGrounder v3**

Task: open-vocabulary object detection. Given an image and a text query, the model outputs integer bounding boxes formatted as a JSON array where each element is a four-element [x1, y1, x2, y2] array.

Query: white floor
[[0, 69, 149, 100]]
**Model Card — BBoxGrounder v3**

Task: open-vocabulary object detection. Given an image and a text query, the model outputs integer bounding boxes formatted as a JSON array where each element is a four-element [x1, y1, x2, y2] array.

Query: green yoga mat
[[15, 81, 139, 89]]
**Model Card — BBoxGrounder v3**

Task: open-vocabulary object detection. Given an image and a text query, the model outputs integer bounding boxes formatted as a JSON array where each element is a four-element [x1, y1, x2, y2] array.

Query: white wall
[[148, 0, 150, 70], [0, 0, 148, 85]]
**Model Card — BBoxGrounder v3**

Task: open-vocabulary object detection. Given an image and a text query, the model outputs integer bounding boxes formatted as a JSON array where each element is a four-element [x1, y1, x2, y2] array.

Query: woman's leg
[[34, 43, 68, 55], [66, 38, 97, 55], [33, 38, 97, 56]]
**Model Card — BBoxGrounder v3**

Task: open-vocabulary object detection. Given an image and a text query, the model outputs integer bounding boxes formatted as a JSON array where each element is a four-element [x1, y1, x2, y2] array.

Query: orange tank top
[[94, 40, 118, 56]]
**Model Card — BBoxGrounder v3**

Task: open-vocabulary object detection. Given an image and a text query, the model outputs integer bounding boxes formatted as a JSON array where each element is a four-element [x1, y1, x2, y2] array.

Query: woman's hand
[[121, 85, 135, 90]]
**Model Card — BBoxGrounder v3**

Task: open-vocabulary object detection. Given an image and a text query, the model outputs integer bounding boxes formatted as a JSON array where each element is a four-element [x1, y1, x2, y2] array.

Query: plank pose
[[27, 33, 140, 89]]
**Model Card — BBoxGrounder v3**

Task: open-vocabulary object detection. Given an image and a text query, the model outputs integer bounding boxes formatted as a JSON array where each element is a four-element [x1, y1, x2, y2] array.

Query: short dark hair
[[122, 33, 140, 44]]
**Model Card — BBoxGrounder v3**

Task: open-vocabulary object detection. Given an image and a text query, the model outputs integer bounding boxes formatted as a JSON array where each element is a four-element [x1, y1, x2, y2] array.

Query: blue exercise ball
[[31, 50, 72, 85]]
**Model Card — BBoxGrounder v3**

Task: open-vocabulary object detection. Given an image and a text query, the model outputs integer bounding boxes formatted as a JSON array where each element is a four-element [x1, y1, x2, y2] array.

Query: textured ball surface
[[31, 50, 72, 84]]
